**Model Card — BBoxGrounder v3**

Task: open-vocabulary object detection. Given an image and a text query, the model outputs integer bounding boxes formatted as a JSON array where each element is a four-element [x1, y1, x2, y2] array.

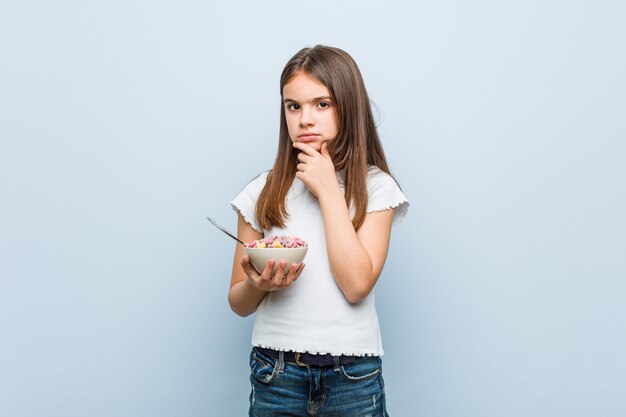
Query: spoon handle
[[207, 217, 244, 245]]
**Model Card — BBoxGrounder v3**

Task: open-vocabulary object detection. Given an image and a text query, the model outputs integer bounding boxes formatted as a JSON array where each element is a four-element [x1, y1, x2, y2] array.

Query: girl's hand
[[240, 254, 305, 292], [293, 141, 339, 199]]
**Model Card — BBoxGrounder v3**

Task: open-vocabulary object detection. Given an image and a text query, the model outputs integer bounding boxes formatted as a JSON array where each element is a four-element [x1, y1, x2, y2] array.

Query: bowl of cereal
[[244, 235, 308, 275]]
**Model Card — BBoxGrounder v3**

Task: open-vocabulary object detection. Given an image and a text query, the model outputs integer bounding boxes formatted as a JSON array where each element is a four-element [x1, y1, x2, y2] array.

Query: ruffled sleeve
[[366, 166, 409, 225], [230, 172, 269, 233]]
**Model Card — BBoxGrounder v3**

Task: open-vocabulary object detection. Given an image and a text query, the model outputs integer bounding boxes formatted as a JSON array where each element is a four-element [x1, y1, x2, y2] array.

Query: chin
[[293, 140, 322, 151]]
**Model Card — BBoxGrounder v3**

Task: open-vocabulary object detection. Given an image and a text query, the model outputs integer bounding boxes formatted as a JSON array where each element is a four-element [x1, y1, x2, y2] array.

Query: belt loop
[[277, 351, 285, 374], [333, 356, 341, 372], [293, 352, 302, 367]]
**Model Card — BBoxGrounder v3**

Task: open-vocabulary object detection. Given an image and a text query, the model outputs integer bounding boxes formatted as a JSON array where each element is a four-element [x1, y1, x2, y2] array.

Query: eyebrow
[[283, 96, 333, 104]]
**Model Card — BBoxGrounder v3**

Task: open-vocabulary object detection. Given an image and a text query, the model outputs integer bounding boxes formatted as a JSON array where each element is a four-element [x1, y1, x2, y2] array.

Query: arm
[[294, 142, 394, 303], [228, 214, 305, 317], [319, 190, 394, 303]]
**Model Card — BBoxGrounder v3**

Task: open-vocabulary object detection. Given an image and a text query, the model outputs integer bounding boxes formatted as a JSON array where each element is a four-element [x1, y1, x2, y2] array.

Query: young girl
[[229, 45, 408, 417]]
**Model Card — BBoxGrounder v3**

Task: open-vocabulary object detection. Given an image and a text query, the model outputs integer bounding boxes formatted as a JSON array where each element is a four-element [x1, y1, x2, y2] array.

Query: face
[[282, 72, 339, 152]]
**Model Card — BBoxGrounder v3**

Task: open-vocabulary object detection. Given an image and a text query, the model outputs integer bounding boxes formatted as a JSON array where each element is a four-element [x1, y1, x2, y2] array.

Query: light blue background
[[1, 1, 625, 416]]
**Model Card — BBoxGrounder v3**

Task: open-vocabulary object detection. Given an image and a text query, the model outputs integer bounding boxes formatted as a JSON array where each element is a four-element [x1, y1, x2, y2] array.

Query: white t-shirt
[[231, 166, 409, 356]]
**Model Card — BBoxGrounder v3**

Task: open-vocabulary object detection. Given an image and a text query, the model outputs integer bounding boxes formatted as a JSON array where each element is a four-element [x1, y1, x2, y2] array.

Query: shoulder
[[250, 170, 271, 186], [366, 165, 399, 190], [231, 170, 270, 233], [239, 170, 270, 194], [365, 165, 409, 224]]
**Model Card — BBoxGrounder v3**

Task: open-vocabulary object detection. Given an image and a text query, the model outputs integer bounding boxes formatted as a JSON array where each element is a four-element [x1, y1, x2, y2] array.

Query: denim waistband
[[255, 347, 358, 367]]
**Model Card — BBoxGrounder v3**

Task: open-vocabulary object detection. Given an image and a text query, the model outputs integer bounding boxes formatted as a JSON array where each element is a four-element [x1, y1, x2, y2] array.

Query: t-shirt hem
[[367, 199, 409, 225], [251, 342, 384, 357]]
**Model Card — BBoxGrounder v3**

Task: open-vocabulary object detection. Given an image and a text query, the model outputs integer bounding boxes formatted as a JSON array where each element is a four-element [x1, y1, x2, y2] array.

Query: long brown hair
[[256, 45, 392, 231]]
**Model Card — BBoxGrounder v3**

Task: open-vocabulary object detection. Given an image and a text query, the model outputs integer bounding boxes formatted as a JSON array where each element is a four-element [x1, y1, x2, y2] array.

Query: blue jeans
[[249, 347, 390, 417]]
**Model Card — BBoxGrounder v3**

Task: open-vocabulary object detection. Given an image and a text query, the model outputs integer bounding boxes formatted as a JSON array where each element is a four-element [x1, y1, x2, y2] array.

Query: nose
[[299, 107, 314, 127]]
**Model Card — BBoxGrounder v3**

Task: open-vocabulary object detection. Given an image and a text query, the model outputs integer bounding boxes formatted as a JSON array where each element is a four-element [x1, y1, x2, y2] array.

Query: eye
[[317, 101, 331, 109], [286, 103, 300, 111]]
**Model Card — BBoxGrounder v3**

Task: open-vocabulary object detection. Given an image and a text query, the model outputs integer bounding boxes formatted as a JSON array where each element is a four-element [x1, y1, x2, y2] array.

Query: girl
[[229, 45, 408, 417]]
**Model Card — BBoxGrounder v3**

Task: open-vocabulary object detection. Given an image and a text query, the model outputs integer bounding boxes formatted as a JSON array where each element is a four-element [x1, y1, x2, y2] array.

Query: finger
[[241, 254, 260, 277], [282, 263, 299, 286], [297, 152, 314, 164], [260, 259, 276, 282], [297, 163, 307, 172], [292, 263, 305, 281], [292, 141, 319, 156], [272, 261, 288, 286]]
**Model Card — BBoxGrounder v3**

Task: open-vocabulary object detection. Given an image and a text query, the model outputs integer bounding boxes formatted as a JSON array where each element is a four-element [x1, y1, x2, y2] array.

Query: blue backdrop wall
[[1, 1, 625, 416]]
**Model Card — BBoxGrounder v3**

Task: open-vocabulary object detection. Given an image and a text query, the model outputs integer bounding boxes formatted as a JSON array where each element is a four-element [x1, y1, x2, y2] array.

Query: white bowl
[[244, 247, 308, 275]]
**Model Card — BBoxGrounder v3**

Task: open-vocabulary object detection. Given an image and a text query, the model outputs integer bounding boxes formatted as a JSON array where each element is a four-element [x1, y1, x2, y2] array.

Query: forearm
[[319, 188, 374, 303], [228, 279, 267, 317]]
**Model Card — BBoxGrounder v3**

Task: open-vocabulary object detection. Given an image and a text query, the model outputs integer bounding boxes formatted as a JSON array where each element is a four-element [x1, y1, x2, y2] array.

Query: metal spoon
[[206, 217, 244, 245]]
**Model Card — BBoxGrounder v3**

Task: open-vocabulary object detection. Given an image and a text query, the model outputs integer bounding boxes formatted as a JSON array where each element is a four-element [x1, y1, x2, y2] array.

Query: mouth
[[297, 133, 320, 142]]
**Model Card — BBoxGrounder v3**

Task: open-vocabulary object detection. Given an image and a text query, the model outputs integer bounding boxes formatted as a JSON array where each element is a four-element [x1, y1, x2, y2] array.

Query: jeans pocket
[[250, 349, 278, 384], [339, 356, 382, 382]]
